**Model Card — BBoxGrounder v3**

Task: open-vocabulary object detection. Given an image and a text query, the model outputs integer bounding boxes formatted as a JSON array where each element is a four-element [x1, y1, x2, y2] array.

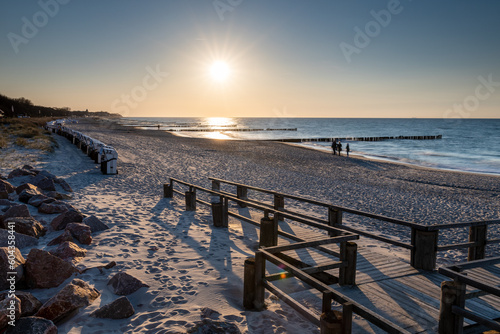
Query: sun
[[210, 61, 230, 82]]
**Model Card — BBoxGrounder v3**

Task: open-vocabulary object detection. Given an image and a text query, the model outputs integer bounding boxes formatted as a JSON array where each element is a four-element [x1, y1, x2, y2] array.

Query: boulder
[[49, 241, 87, 263], [0, 296, 21, 330], [0, 180, 15, 198], [0, 292, 43, 317], [54, 178, 72, 192], [8, 168, 36, 179], [22, 165, 36, 171], [65, 223, 92, 245], [37, 170, 57, 180], [1, 204, 32, 222], [47, 230, 74, 246], [188, 319, 241, 334], [51, 210, 83, 231], [28, 195, 55, 208], [38, 201, 74, 214], [90, 296, 135, 319], [1, 217, 46, 238], [44, 191, 71, 200], [35, 279, 100, 323], [31, 176, 56, 192], [25, 249, 77, 289], [15, 183, 40, 195], [82, 215, 109, 233], [3, 316, 57, 334], [0, 199, 14, 212], [107, 272, 149, 295], [0, 180, 15, 194], [18, 188, 42, 203], [0, 247, 25, 290], [0, 229, 38, 249]]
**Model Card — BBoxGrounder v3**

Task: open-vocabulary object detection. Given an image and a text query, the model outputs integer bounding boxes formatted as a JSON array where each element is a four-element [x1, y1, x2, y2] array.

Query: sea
[[119, 117, 500, 176]]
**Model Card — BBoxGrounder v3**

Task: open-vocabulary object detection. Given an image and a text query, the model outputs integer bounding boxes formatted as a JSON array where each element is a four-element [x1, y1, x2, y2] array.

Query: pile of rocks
[[0, 165, 146, 333]]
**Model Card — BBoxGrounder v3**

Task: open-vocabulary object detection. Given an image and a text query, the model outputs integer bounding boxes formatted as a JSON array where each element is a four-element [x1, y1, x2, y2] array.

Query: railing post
[[185, 187, 196, 211], [236, 185, 248, 208], [468, 224, 487, 261], [212, 180, 220, 192], [163, 179, 173, 198], [254, 251, 265, 310], [259, 210, 277, 248], [342, 302, 353, 334], [411, 227, 438, 271], [211, 196, 224, 227], [243, 257, 256, 310], [339, 242, 357, 286], [320, 311, 343, 334], [328, 207, 343, 237], [274, 194, 284, 222], [222, 197, 229, 227], [438, 280, 465, 334]]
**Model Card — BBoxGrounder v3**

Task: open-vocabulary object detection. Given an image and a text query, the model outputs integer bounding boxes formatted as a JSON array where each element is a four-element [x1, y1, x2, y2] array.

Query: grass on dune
[[0, 117, 58, 152]]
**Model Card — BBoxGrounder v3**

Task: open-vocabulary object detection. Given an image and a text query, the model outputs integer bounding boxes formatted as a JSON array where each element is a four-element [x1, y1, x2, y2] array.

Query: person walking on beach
[[346, 143, 350, 157], [331, 140, 337, 155], [337, 141, 342, 156]]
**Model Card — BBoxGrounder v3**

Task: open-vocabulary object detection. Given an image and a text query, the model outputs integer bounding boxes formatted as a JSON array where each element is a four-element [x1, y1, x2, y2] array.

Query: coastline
[[1, 118, 500, 333]]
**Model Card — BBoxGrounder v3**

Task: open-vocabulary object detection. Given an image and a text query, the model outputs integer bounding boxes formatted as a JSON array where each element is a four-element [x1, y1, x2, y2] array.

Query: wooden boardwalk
[[255, 217, 500, 333]]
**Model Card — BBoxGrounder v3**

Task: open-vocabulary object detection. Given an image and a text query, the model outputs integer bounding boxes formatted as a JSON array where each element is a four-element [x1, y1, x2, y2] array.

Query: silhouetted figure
[[337, 141, 342, 156], [346, 143, 350, 157], [331, 140, 337, 155]]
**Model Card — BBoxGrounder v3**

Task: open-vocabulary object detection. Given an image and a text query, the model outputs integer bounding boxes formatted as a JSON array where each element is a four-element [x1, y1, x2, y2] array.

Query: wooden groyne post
[[411, 227, 438, 271], [259, 210, 278, 247]]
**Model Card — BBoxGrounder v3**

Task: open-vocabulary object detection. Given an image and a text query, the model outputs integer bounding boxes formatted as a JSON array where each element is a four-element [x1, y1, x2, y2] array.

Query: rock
[[1, 217, 46, 238], [22, 165, 36, 171], [37, 170, 56, 180], [0, 180, 15, 194], [4, 316, 57, 334], [49, 241, 87, 263], [0, 296, 21, 330], [1, 204, 32, 222], [50, 210, 83, 231], [188, 319, 241, 334], [90, 296, 135, 319], [82, 215, 109, 233], [25, 249, 77, 289], [44, 191, 72, 200], [18, 188, 42, 203], [201, 307, 221, 320], [0, 292, 43, 317], [0, 190, 8, 200], [107, 272, 149, 295], [47, 230, 74, 246], [0, 199, 14, 212], [15, 183, 40, 195], [0, 229, 38, 249], [36, 278, 100, 323], [8, 168, 36, 179], [54, 178, 72, 192], [38, 201, 74, 214], [28, 194, 55, 208], [31, 176, 56, 192], [0, 247, 25, 290], [65, 223, 92, 245]]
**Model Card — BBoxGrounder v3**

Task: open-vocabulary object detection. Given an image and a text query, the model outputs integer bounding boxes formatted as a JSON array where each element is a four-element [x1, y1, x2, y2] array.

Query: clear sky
[[1, 0, 499, 118]]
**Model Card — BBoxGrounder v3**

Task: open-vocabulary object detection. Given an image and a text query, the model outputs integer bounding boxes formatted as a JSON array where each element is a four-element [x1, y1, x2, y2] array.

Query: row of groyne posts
[[163, 177, 500, 334], [275, 134, 443, 143], [45, 120, 118, 175]]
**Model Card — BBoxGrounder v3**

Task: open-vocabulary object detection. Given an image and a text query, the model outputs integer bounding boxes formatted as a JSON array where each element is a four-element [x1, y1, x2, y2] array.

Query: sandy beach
[[2, 118, 500, 333]]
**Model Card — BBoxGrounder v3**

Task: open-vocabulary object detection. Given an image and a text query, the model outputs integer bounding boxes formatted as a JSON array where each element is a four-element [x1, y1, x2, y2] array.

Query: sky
[[1, 0, 500, 118]]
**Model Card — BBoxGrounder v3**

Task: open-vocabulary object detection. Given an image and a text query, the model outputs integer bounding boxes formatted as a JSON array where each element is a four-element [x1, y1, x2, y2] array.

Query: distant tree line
[[0, 93, 121, 118]]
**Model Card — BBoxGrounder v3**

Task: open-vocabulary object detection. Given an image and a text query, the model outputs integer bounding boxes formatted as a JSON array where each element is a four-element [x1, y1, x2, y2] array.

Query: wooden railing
[[163, 177, 410, 333], [208, 177, 500, 271], [438, 257, 500, 333]]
